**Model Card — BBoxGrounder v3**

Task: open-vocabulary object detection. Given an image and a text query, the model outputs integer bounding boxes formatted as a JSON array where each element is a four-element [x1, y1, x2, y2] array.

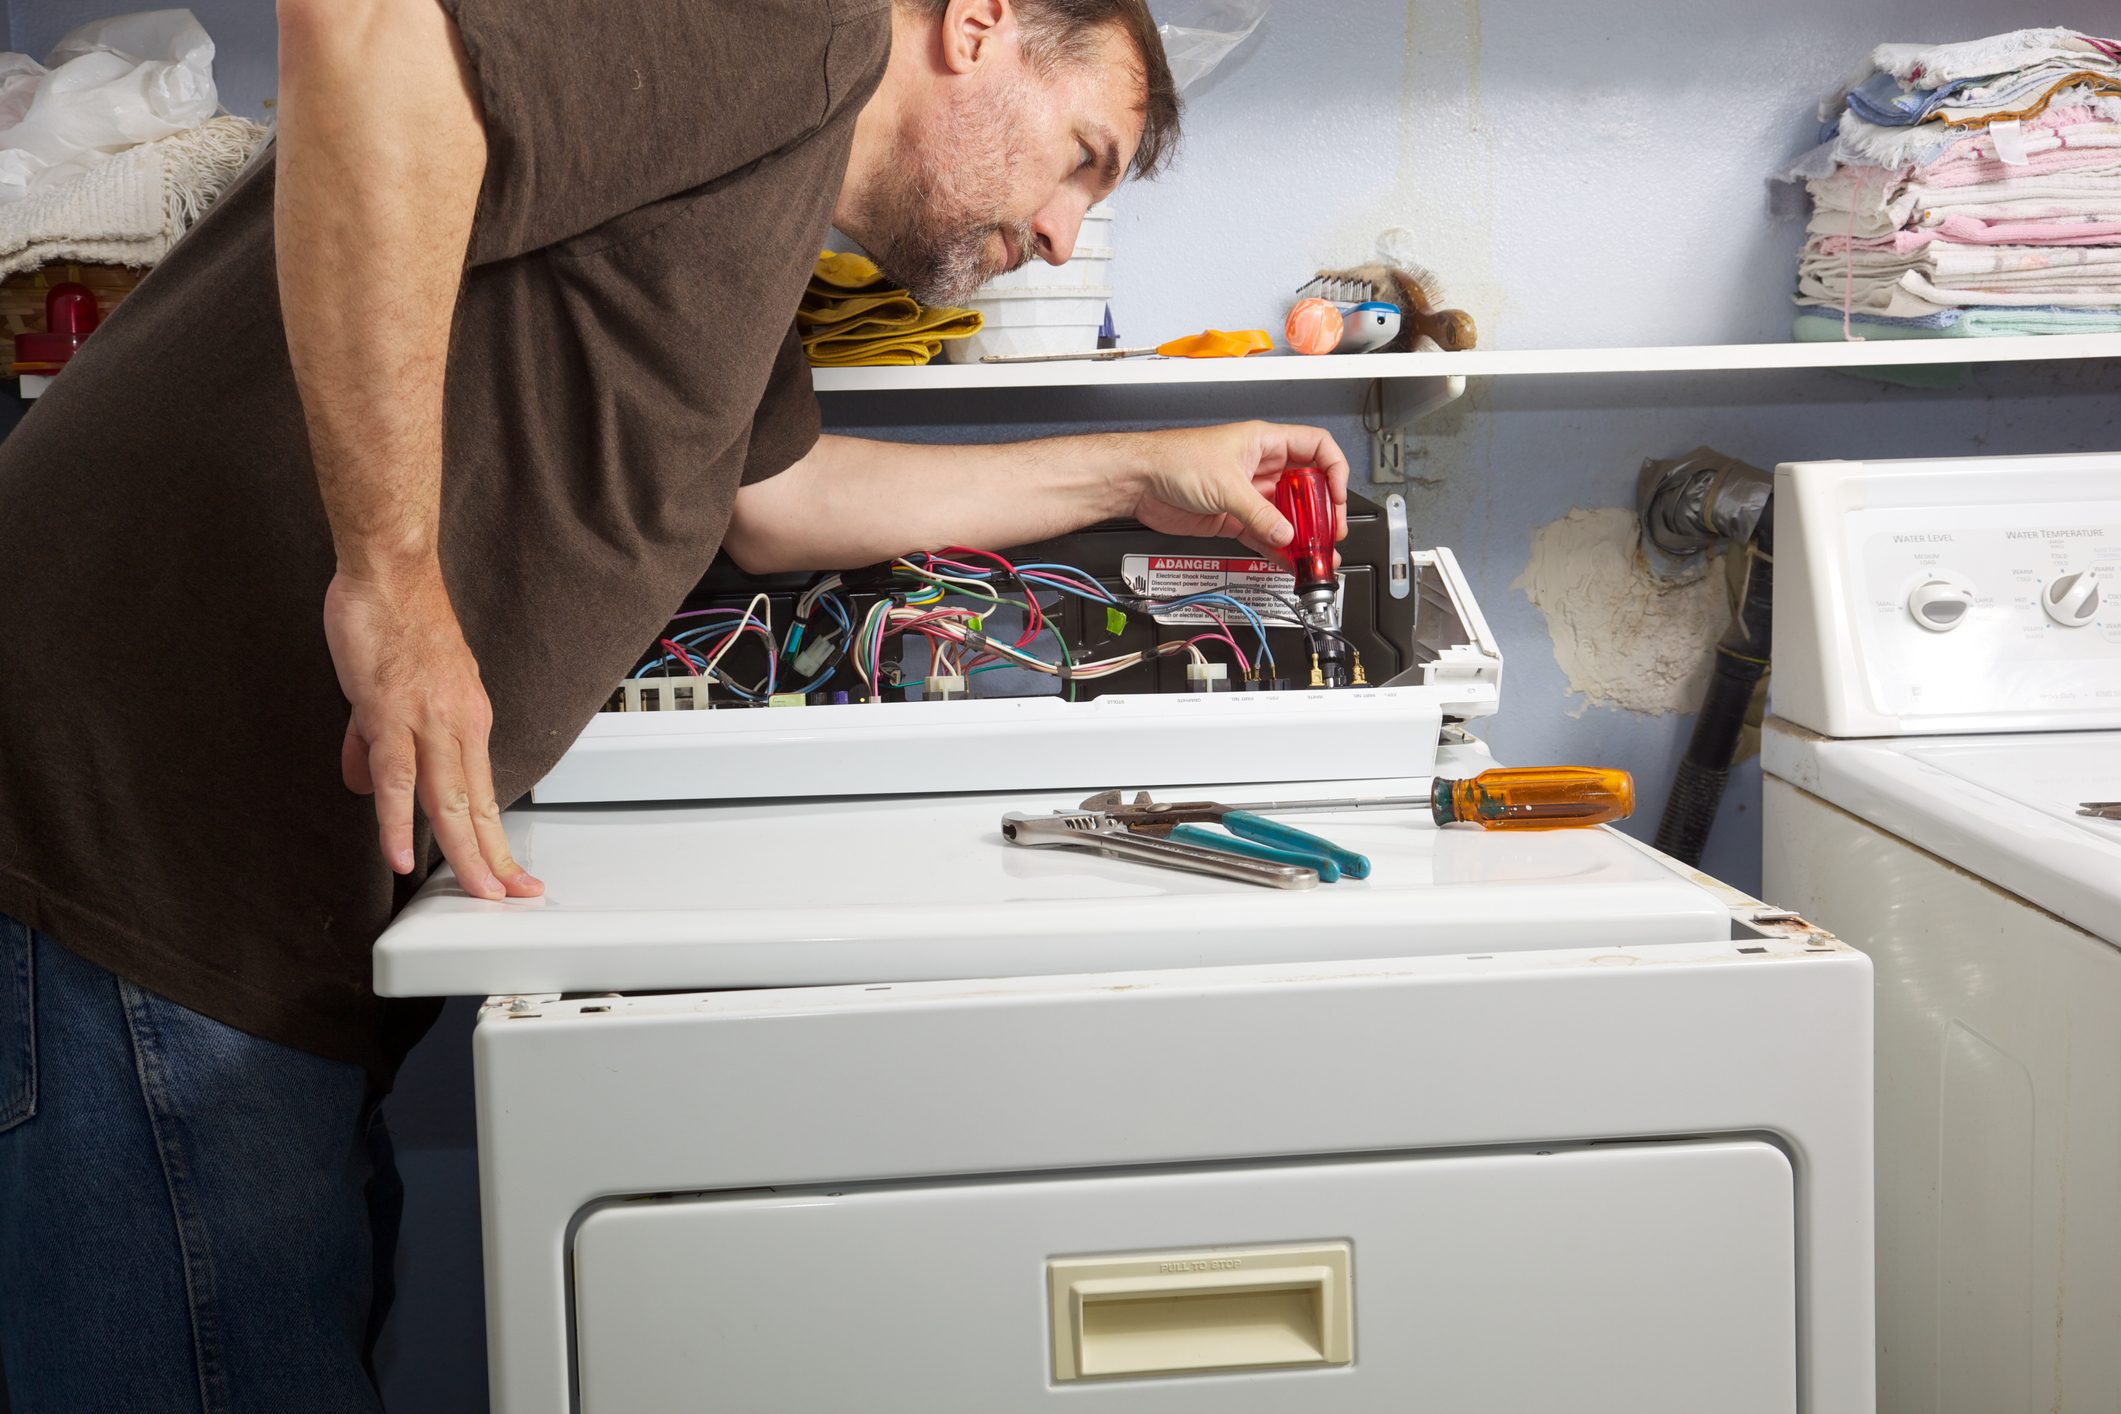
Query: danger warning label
[[1120, 554, 1343, 628]]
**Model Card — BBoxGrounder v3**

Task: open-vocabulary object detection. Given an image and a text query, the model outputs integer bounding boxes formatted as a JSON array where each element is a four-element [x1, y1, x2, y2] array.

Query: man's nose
[[1031, 201, 1084, 266]]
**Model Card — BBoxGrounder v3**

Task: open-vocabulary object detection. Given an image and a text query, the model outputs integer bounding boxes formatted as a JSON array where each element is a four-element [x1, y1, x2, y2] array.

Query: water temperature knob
[[2043, 570, 2103, 628], [1907, 578, 1974, 632]]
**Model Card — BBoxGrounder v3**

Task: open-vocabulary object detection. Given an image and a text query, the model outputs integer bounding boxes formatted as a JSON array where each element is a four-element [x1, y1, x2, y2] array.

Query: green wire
[[874, 562, 1088, 701], [894, 560, 1001, 607]]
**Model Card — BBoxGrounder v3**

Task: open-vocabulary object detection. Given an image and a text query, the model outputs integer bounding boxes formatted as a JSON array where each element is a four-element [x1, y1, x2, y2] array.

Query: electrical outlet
[[1371, 427, 1404, 483]]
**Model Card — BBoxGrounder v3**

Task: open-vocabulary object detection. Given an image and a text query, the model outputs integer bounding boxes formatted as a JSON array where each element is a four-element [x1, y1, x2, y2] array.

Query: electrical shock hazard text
[[1123, 554, 1314, 627]]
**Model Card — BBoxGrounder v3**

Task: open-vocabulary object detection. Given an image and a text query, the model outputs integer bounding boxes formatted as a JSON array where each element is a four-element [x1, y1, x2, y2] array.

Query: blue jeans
[[0, 913, 399, 1412]]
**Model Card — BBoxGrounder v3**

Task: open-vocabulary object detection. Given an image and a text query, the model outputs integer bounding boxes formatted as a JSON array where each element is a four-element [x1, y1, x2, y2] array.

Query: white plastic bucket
[[945, 286, 1112, 363], [944, 202, 1118, 363]]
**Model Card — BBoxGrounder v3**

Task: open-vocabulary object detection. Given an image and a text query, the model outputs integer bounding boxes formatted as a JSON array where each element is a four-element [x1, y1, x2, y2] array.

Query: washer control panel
[[1857, 517, 2121, 717], [1776, 455, 2121, 736]]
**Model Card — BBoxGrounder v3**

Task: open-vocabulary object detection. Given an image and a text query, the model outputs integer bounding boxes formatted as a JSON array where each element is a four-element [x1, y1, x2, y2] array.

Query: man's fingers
[[342, 723, 375, 796], [1234, 487, 1293, 550], [367, 730, 418, 874], [415, 735, 504, 900], [459, 728, 543, 898]]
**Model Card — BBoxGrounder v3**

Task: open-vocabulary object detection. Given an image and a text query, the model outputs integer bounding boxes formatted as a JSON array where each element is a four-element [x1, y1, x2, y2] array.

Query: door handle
[[1048, 1243, 1353, 1382]]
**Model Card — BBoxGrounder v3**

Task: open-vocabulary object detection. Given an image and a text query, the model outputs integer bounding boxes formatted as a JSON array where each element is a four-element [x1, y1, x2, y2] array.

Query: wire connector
[[1352, 654, 1369, 686], [791, 632, 841, 678], [615, 677, 712, 712], [1186, 661, 1229, 693], [1309, 653, 1325, 689], [926, 674, 968, 702]]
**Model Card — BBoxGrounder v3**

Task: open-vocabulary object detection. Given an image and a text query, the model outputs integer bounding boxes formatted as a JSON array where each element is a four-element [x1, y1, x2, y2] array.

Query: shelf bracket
[[1367, 370, 1466, 483]]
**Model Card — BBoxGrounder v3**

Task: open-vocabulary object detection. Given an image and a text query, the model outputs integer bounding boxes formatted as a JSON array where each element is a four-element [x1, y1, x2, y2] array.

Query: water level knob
[[1907, 578, 1974, 632], [2043, 570, 2103, 628]]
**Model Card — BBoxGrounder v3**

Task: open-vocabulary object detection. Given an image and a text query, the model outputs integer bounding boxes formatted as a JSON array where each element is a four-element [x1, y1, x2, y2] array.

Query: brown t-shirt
[[0, 0, 890, 1084]]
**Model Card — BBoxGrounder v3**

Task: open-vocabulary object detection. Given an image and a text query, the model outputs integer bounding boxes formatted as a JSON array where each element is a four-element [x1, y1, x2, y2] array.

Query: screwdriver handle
[[1430, 767, 1635, 831]]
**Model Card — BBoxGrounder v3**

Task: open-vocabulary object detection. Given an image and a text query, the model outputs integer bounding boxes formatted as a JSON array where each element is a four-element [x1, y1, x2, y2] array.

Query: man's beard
[[850, 84, 1039, 306]]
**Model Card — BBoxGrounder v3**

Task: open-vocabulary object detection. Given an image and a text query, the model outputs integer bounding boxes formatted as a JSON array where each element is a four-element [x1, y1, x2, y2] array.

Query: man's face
[[855, 19, 1142, 306]]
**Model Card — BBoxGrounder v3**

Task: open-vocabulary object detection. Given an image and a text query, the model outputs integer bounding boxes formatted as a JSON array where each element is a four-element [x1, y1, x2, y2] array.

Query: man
[[0, 0, 1348, 1404]]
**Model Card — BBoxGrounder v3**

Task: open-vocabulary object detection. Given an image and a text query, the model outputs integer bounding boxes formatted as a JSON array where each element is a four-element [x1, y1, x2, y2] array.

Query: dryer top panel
[[374, 754, 1727, 998]]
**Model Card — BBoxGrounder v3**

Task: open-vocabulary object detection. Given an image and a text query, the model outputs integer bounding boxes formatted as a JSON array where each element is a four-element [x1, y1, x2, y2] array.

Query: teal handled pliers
[[1078, 790, 1372, 884]]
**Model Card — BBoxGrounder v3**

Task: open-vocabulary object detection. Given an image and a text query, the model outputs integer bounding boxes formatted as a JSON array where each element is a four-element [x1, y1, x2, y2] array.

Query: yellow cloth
[[800, 249, 981, 366]]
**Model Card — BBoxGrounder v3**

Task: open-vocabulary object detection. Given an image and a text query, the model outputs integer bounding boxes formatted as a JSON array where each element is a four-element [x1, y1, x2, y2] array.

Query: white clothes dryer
[[378, 545, 1875, 1413]]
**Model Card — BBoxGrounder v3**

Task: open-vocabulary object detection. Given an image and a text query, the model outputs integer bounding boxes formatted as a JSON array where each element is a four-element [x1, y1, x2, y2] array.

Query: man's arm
[[725, 424, 1349, 574], [276, 0, 537, 900]]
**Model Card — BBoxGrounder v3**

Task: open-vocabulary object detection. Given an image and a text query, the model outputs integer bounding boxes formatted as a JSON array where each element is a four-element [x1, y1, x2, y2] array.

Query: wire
[[660, 639, 702, 676], [703, 592, 771, 685], [637, 550, 1334, 706]]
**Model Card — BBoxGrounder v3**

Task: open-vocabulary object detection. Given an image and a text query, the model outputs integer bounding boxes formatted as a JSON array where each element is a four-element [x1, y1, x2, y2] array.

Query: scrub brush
[[1288, 232, 1477, 353]]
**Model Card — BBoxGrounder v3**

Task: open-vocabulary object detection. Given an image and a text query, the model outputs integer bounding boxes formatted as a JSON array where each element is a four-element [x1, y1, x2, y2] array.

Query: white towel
[[0, 113, 263, 279], [1873, 29, 2115, 88]]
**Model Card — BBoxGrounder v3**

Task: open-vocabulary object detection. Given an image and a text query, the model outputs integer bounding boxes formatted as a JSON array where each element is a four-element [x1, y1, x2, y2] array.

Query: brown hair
[[899, 0, 1182, 178]]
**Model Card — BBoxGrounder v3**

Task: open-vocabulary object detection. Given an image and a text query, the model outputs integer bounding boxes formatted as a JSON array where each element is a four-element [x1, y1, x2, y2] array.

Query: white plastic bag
[[0, 9, 218, 201], [1155, 0, 1269, 93]]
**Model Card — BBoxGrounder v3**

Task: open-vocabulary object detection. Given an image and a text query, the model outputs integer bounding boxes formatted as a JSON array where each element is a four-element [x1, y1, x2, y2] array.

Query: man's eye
[[1078, 145, 1095, 171]]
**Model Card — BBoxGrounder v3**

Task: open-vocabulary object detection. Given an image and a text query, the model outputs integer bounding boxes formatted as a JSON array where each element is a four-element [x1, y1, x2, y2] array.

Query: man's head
[[841, 0, 1180, 305]]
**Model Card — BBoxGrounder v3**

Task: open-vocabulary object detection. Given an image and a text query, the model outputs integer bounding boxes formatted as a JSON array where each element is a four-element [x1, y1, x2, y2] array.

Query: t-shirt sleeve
[[440, 0, 838, 263], [742, 321, 822, 486]]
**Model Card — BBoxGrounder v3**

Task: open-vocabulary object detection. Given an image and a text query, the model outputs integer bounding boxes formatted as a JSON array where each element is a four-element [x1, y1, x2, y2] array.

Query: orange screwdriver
[[1428, 766, 1635, 831], [1181, 767, 1635, 833]]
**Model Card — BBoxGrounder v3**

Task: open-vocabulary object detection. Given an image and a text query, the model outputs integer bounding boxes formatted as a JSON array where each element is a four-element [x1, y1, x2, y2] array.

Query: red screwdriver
[[1273, 465, 1350, 684], [1273, 465, 1339, 624]]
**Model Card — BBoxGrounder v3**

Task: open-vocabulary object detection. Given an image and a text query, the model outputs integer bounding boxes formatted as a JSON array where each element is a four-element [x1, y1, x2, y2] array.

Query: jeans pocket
[[0, 914, 34, 1133]]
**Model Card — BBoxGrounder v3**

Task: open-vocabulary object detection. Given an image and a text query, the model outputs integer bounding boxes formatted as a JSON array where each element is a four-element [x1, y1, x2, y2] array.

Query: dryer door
[[570, 1138, 1795, 1413]]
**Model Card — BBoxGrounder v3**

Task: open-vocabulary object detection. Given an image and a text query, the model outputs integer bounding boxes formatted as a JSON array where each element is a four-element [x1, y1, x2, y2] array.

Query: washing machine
[[1763, 452, 2121, 1414], [376, 547, 1874, 1414]]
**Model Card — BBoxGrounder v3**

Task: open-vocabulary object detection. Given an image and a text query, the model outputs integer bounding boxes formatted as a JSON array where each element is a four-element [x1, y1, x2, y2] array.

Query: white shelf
[[812, 350, 1453, 393], [810, 334, 2121, 395]]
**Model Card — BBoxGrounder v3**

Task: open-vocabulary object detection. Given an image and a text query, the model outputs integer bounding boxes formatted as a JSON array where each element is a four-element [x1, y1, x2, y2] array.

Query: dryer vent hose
[[1639, 448, 1774, 867], [1655, 647, 1760, 864]]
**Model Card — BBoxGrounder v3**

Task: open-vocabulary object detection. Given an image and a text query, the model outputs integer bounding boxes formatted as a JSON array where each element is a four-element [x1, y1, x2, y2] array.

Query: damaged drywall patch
[[1512, 506, 1730, 717]]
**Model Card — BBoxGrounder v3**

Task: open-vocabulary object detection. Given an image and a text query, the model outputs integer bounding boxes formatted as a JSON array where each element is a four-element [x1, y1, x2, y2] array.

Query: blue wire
[[1153, 591, 1276, 666], [1014, 563, 1121, 604], [1013, 564, 1279, 670]]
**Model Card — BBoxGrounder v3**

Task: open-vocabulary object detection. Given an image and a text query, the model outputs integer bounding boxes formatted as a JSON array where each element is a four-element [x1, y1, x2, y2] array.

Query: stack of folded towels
[[1791, 26, 2121, 340], [799, 251, 982, 366]]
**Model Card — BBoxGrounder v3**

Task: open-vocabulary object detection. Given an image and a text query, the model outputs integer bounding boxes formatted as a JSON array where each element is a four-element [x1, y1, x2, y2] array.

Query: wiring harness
[[623, 546, 1364, 707]]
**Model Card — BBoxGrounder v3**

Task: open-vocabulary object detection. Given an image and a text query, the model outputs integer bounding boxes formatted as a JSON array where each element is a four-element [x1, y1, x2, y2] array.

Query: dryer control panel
[[1775, 453, 2121, 737]]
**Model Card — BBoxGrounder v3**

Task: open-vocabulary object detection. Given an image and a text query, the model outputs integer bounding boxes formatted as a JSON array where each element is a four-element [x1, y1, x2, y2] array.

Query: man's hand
[[1129, 421, 1350, 560], [324, 566, 539, 901]]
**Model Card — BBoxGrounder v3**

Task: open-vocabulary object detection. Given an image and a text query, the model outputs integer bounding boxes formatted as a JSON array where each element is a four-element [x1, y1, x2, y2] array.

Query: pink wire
[[1192, 607, 1251, 673], [1185, 631, 1249, 673]]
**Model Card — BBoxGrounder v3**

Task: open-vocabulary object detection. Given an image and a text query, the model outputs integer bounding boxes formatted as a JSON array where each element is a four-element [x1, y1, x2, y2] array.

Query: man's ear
[[939, 0, 1015, 76]]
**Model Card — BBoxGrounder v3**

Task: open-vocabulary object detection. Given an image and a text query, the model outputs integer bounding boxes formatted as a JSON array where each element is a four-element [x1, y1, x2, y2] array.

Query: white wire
[[796, 574, 843, 620], [704, 592, 771, 684]]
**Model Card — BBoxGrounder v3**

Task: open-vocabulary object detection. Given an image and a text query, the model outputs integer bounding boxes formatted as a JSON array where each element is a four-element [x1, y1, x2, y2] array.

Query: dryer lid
[[374, 757, 1728, 999]]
